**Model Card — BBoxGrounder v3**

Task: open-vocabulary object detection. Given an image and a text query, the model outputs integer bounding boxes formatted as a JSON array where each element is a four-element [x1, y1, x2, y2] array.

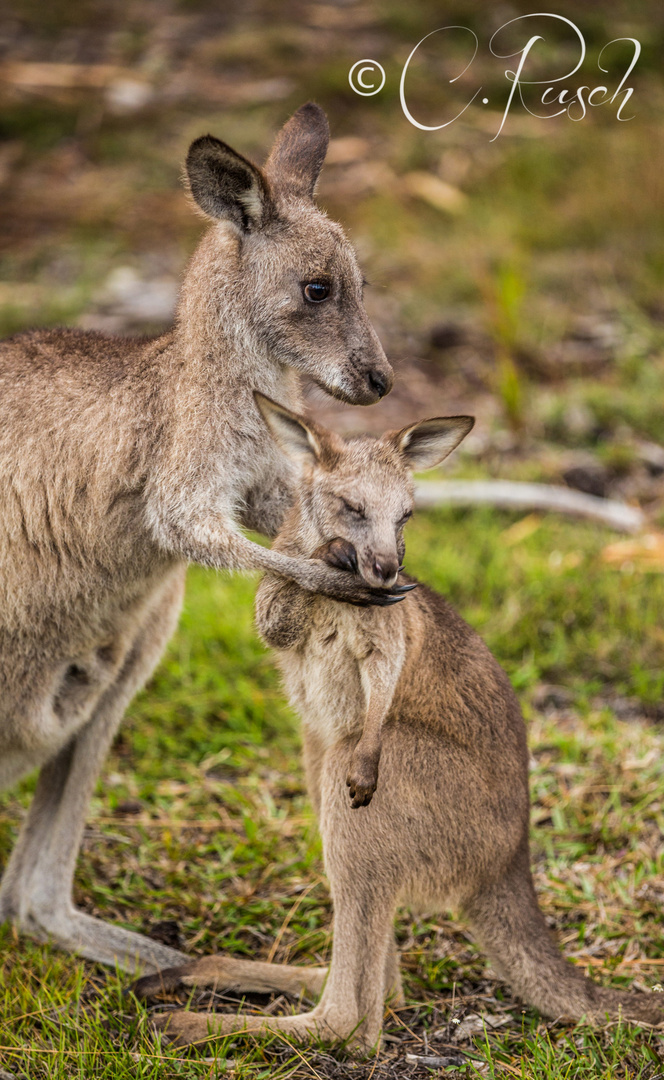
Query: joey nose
[[372, 556, 399, 584]]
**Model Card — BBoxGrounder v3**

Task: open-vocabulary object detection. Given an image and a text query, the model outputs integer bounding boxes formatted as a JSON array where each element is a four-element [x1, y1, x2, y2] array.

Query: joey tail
[[464, 848, 664, 1026]]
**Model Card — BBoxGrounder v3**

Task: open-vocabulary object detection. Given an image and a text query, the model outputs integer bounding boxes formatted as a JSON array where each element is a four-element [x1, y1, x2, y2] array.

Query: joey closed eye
[[398, 509, 413, 527], [303, 282, 331, 303], [340, 497, 366, 519]]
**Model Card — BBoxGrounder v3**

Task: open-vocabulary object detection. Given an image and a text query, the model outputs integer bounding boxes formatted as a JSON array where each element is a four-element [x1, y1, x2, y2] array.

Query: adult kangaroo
[[0, 103, 401, 974], [141, 397, 664, 1050]]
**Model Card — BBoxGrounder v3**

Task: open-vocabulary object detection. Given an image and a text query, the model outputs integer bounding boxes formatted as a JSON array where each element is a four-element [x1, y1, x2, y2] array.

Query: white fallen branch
[[414, 479, 646, 533]]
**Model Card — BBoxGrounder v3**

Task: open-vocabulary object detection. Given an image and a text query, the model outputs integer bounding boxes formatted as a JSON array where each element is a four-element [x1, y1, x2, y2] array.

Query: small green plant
[[479, 259, 529, 432]]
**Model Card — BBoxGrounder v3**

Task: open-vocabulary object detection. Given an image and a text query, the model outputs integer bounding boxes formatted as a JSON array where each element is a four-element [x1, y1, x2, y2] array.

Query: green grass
[[2, 509, 664, 1078]]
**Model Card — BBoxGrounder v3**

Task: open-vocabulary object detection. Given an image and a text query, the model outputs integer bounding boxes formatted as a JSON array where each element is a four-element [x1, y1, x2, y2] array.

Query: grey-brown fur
[[0, 103, 396, 974], [149, 402, 664, 1050]]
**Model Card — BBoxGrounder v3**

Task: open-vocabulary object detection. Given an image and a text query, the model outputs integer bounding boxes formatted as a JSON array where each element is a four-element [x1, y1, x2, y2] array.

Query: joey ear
[[264, 102, 330, 199], [186, 135, 272, 230], [254, 392, 327, 465], [389, 416, 474, 472]]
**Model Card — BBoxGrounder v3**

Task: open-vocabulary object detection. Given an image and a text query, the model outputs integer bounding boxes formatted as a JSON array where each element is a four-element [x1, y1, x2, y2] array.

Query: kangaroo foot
[[12, 903, 187, 974], [152, 1005, 370, 1052]]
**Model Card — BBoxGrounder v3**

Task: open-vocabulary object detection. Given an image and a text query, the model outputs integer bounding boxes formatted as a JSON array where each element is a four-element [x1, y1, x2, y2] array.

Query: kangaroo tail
[[463, 850, 664, 1026]]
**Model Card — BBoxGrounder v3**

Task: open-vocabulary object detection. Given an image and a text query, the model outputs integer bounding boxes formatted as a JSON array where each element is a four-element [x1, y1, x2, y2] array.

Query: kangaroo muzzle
[[341, 359, 393, 406]]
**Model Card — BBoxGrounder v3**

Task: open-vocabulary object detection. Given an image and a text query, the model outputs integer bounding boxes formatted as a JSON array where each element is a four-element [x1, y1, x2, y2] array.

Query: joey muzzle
[[316, 539, 408, 593]]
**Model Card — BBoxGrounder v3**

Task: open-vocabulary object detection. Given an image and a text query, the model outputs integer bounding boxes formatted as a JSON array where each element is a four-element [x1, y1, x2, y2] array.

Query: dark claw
[[338, 553, 358, 573], [129, 966, 187, 1000], [350, 791, 373, 809], [390, 582, 417, 594], [328, 548, 358, 574], [367, 594, 405, 607], [313, 537, 359, 575]]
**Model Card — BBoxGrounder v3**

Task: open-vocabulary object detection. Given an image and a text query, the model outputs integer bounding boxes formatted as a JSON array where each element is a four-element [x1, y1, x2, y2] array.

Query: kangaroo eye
[[398, 510, 413, 527], [303, 282, 330, 303]]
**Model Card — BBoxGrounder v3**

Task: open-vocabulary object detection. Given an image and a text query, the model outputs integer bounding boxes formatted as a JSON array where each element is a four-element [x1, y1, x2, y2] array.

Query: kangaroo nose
[[373, 556, 398, 583], [367, 368, 391, 399]]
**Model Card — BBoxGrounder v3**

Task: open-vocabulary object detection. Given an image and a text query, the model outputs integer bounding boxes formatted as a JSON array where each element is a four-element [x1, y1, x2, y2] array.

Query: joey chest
[[276, 604, 396, 747]]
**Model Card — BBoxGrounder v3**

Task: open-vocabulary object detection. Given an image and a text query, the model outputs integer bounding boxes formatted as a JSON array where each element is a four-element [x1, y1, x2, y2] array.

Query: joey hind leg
[[142, 919, 402, 1048], [151, 744, 402, 1054], [0, 569, 188, 974], [152, 894, 397, 1054], [137, 948, 400, 1027]]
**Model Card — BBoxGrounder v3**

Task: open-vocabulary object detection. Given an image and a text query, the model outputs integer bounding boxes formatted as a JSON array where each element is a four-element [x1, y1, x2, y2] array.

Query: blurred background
[[3, 3, 664, 1075]]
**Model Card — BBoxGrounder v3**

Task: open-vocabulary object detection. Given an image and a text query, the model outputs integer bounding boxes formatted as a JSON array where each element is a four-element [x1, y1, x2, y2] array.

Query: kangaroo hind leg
[[0, 568, 187, 974]]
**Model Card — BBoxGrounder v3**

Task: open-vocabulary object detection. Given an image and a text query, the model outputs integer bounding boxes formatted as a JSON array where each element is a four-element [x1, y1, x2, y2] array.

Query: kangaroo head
[[256, 393, 474, 588], [185, 103, 393, 405]]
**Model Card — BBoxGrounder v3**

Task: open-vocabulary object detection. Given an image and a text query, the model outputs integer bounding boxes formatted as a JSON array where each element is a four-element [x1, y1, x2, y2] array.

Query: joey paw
[[346, 759, 379, 808]]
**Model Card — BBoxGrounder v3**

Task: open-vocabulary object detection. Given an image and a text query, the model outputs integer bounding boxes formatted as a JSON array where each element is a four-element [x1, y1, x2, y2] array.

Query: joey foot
[[152, 1010, 215, 1047], [346, 751, 379, 808], [151, 1006, 369, 1052], [130, 956, 328, 1002]]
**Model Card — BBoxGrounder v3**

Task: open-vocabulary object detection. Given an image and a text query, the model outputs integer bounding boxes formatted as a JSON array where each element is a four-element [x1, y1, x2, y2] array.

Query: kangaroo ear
[[388, 416, 474, 472], [254, 393, 326, 465], [186, 135, 271, 230], [264, 102, 330, 199]]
